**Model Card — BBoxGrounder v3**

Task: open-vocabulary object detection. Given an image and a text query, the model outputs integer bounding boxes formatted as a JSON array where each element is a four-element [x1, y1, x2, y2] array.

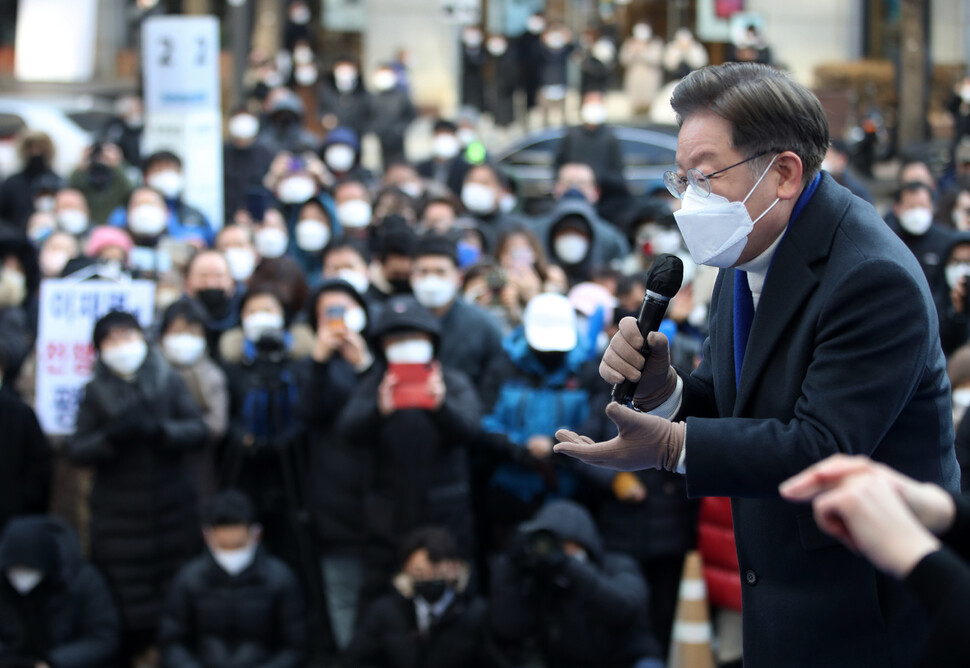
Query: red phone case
[[388, 363, 436, 409]]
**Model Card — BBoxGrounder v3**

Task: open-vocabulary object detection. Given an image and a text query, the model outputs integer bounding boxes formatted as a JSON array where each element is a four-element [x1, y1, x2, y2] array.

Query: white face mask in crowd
[[554, 233, 590, 264], [6, 567, 44, 595], [294, 65, 318, 87], [580, 103, 608, 126], [229, 114, 260, 141], [413, 275, 457, 309], [336, 199, 372, 229], [0, 268, 27, 308], [945, 262, 970, 289], [224, 247, 257, 282], [57, 209, 89, 235], [277, 176, 317, 204], [255, 227, 289, 259], [343, 306, 367, 333], [432, 134, 461, 160], [243, 311, 285, 342], [461, 182, 496, 215], [373, 69, 397, 92], [101, 338, 148, 377], [128, 204, 169, 237], [325, 144, 356, 173], [385, 339, 434, 364], [333, 67, 358, 92], [162, 332, 206, 367], [338, 269, 370, 294], [148, 170, 184, 199], [295, 218, 331, 252], [674, 155, 780, 268], [210, 541, 258, 576], [898, 207, 934, 236]]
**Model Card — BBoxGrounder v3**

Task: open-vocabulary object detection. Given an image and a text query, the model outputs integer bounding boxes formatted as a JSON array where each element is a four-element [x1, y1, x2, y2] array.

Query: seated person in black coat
[[489, 499, 662, 668], [344, 526, 489, 668], [157, 490, 308, 668], [0, 515, 121, 668]]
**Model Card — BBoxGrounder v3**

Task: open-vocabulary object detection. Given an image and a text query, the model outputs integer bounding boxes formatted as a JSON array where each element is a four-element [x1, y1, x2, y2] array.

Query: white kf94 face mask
[[673, 155, 780, 268]]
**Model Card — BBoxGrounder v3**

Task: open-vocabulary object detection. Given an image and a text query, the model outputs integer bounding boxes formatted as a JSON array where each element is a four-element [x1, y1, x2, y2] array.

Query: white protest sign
[[142, 15, 224, 229], [35, 279, 156, 435]]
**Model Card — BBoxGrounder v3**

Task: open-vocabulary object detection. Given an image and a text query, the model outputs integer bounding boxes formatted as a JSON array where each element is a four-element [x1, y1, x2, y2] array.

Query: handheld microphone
[[611, 253, 684, 405]]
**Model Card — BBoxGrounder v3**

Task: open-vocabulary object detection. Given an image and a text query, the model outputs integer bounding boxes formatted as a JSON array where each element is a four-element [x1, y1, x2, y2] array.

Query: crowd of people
[[0, 6, 969, 668]]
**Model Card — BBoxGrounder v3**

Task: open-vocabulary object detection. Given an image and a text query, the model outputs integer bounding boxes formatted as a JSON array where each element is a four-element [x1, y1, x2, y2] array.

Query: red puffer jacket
[[696, 497, 742, 611]]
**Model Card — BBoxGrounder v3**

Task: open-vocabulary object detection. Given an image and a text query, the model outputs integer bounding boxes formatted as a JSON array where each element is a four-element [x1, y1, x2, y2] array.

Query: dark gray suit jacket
[[678, 172, 960, 667]]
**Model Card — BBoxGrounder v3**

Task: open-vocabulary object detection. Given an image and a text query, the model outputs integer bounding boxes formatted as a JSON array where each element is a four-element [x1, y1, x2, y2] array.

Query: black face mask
[[25, 155, 47, 176], [533, 349, 567, 370], [413, 578, 450, 604], [196, 288, 231, 319], [389, 278, 413, 295]]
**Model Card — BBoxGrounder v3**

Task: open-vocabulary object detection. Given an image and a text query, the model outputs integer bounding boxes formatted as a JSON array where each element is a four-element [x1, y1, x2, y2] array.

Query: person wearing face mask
[[319, 57, 372, 140], [541, 203, 627, 288], [489, 500, 661, 668], [67, 310, 207, 664], [290, 196, 341, 279], [886, 180, 953, 283], [160, 298, 230, 505], [320, 127, 369, 182], [158, 491, 308, 668], [333, 178, 375, 241], [321, 237, 383, 314], [932, 235, 970, 356], [485, 35, 518, 130], [137, 151, 214, 246], [537, 23, 575, 126], [416, 120, 463, 185], [183, 249, 244, 356], [224, 105, 275, 221], [109, 186, 173, 277], [338, 296, 481, 580], [296, 279, 374, 653], [662, 28, 709, 80], [460, 26, 486, 112], [458, 163, 524, 229], [0, 131, 63, 230], [257, 90, 323, 155], [479, 293, 596, 541], [0, 516, 122, 668], [619, 199, 682, 273], [579, 34, 616, 98], [51, 188, 91, 238], [369, 64, 416, 169], [411, 235, 504, 395], [37, 231, 79, 279], [553, 62, 960, 667], [0, 231, 41, 394], [67, 140, 132, 227], [0, 345, 51, 536], [620, 23, 664, 117], [104, 93, 145, 168], [219, 287, 314, 569], [554, 94, 629, 221], [820, 139, 874, 204], [215, 224, 260, 284], [344, 526, 488, 668], [61, 224, 134, 281]]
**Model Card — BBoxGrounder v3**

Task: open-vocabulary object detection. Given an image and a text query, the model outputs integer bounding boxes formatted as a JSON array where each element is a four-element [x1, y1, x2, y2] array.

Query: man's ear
[[775, 151, 805, 201]]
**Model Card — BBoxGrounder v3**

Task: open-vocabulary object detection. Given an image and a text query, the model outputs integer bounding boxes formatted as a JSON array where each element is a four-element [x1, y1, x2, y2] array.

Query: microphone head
[[646, 254, 684, 299]]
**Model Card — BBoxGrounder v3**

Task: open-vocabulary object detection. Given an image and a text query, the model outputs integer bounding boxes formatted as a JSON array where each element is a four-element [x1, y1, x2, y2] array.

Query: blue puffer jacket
[[481, 327, 595, 505]]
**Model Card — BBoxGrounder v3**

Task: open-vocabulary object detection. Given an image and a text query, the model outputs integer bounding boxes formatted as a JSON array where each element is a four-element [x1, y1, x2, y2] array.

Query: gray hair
[[670, 62, 829, 184]]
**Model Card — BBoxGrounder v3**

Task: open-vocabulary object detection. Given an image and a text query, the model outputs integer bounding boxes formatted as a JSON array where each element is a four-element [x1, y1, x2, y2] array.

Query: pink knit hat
[[85, 226, 134, 259]]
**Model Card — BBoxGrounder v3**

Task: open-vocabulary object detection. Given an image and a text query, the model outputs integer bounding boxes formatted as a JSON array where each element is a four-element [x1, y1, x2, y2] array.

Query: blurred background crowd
[[1, 0, 970, 667]]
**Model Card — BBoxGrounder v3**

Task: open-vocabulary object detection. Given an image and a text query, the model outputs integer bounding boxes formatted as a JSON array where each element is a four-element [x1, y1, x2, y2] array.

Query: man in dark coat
[[489, 500, 661, 668], [299, 278, 376, 653], [0, 132, 63, 230], [67, 311, 207, 661], [0, 516, 122, 667], [318, 58, 372, 141], [0, 366, 51, 534], [158, 491, 307, 668], [344, 526, 489, 668], [0, 228, 41, 392], [337, 296, 482, 581], [369, 64, 416, 169], [885, 180, 954, 284], [555, 62, 960, 666]]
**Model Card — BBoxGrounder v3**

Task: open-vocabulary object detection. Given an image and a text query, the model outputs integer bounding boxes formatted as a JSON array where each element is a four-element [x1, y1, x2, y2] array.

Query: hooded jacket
[[0, 391, 51, 535], [532, 198, 628, 285], [0, 229, 40, 390], [286, 193, 341, 279], [158, 546, 307, 668], [67, 350, 207, 632], [0, 516, 121, 667], [489, 500, 660, 667], [930, 231, 970, 356]]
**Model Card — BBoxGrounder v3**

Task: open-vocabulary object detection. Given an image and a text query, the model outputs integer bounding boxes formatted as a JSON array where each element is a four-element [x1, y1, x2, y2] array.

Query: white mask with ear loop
[[674, 154, 780, 268]]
